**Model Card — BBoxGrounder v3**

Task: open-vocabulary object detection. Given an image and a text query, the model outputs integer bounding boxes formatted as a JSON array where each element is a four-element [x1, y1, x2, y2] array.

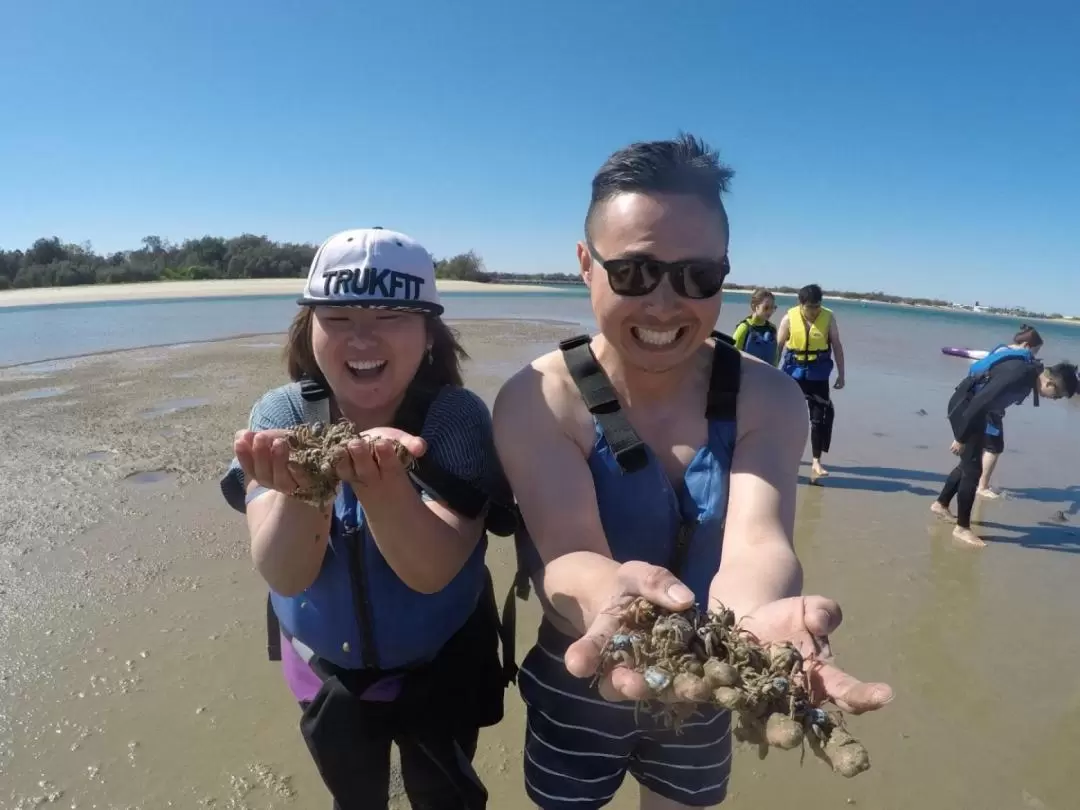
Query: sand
[[2, 322, 1079, 810], [0, 278, 568, 308]]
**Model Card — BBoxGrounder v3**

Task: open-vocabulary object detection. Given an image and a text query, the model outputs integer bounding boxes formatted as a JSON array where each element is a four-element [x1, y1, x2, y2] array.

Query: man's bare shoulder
[[736, 356, 806, 434], [493, 347, 589, 446]]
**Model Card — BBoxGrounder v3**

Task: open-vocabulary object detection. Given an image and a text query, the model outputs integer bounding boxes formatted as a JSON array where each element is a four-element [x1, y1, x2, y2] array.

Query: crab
[[283, 420, 417, 507]]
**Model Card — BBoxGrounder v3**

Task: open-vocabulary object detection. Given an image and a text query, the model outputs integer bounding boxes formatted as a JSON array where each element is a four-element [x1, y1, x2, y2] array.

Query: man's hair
[[1045, 362, 1079, 398], [1013, 324, 1044, 349], [585, 132, 734, 239], [798, 284, 824, 305]]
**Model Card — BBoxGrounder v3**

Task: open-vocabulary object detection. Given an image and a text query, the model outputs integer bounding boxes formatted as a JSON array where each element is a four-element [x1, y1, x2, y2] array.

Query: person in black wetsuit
[[975, 324, 1044, 499], [931, 355, 1077, 547]]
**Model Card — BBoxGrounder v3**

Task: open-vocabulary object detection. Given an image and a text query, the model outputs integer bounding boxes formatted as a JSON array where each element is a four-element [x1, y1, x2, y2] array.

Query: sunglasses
[[587, 240, 729, 300]]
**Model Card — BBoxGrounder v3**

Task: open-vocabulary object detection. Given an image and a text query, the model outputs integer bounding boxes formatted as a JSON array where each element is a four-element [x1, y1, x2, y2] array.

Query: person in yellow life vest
[[776, 283, 846, 482]]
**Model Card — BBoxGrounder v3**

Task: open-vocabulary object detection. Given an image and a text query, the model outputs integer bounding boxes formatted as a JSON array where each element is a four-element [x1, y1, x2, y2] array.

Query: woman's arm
[[223, 389, 334, 597], [247, 475, 334, 597], [731, 319, 750, 351], [359, 389, 500, 594]]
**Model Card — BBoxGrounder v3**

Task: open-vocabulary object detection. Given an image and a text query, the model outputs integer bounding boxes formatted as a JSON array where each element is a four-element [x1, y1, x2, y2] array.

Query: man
[[932, 347, 1077, 547], [776, 284, 846, 482], [493, 134, 892, 810]]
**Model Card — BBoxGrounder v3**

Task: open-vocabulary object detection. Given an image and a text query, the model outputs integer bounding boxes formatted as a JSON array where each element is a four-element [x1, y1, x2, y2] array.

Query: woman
[[974, 324, 1043, 498], [731, 287, 779, 365], [933, 345, 1076, 547], [220, 227, 516, 810]]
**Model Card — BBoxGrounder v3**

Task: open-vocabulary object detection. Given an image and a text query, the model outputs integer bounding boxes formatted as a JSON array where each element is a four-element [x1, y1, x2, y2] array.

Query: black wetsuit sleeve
[[952, 362, 1035, 442]]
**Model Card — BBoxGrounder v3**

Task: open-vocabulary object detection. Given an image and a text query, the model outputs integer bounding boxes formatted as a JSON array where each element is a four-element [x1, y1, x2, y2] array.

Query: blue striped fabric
[[518, 623, 732, 809], [219, 382, 508, 512]]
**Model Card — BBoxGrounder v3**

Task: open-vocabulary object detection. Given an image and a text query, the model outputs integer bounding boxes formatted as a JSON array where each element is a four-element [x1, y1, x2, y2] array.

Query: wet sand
[[2, 321, 1079, 809]]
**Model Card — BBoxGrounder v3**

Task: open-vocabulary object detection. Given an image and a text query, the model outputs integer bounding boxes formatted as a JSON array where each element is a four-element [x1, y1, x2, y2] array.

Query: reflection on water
[[139, 397, 211, 418], [0, 385, 75, 403], [122, 469, 177, 485]]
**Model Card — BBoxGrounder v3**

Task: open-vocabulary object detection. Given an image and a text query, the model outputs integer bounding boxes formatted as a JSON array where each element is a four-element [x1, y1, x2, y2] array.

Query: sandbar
[[2, 322, 1078, 809], [0, 278, 568, 308]]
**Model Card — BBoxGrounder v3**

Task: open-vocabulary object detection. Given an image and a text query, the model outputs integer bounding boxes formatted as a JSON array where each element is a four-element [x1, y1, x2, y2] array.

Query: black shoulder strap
[[559, 334, 648, 473], [299, 375, 330, 403], [706, 331, 741, 421], [396, 384, 519, 536]]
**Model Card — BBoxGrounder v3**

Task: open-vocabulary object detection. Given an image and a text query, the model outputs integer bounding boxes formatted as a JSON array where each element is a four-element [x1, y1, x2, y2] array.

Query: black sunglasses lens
[[606, 260, 661, 296], [672, 262, 726, 299]]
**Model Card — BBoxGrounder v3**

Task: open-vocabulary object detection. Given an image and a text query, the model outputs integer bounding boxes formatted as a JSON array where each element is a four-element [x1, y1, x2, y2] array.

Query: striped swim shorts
[[518, 621, 732, 809]]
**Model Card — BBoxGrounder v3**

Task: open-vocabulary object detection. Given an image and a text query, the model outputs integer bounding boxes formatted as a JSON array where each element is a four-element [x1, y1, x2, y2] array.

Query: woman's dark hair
[[750, 288, 775, 309], [284, 307, 469, 390], [1013, 324, 1044, 349], [798, 284, 824, 305], [1045, 362, 1079, 398]]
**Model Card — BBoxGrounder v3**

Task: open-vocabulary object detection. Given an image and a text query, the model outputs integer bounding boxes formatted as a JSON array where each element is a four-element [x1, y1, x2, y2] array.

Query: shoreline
[[0, 317, 582, 372], [2, 277, 1076, 327], [0, 278, 568, 308]]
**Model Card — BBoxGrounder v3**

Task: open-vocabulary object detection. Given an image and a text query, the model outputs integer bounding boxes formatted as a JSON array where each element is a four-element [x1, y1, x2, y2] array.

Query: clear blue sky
[[1, 0, 1077, 312]]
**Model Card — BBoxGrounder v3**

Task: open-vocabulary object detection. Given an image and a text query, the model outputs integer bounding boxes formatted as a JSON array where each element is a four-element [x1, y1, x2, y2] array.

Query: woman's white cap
[[298, 227, 443, 315]]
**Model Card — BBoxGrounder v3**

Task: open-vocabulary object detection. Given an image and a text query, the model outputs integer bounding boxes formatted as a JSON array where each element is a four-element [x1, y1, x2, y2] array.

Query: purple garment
[[280, 632, 404, 703]]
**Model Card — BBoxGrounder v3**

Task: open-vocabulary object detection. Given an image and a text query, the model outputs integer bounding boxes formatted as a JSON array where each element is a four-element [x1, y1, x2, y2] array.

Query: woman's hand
[[234, 428, 312, 496], [334, 428, 427, 491], [737, 595, 894, 714]]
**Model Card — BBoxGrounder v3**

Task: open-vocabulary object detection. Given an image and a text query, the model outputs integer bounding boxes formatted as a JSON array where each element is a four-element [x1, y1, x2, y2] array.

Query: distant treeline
[[0, 235, 1063, 320]]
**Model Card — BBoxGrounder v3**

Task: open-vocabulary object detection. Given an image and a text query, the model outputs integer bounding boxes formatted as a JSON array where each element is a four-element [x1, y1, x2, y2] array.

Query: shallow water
[[139, 397, 211, 418], [0, 313, 1078, 809]]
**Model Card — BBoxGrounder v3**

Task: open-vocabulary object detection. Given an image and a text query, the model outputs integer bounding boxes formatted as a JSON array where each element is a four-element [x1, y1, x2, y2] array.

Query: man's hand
[[833, 375, 846, 390], [950, 440, 964, 455], [563, 561, 700, 702], [738, 595, 894, 714]]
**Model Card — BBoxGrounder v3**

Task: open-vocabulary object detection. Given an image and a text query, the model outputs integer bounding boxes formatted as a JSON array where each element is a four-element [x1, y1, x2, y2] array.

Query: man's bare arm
[[709, 364, 807, 619], [829, 314, 845, 380], [492, 364, 620, 634], [776, 314, 791, 350]]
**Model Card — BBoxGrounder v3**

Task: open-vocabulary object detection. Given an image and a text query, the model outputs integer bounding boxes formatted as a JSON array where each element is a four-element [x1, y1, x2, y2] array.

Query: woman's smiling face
[[310, 306, 429, 418]]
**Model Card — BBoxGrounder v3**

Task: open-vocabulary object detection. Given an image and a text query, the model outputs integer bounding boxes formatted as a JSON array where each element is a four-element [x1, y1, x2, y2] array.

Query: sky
[[0, 0, 1077, 313]]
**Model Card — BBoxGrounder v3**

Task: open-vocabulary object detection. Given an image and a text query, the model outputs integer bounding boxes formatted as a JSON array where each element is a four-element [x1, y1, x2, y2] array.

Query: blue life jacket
[[270, 380, 519, 673], [739, 318, 778, 366], [967, 345, 1040, 409], [948, 345, 1041, 436], [968, 344, 1035, 386], [510, 332, 740, 608]]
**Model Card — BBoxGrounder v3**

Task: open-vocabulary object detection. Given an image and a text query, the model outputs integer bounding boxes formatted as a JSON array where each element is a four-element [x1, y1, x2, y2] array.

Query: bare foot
[[952, 526, 987, 548], [810, 464, 829, 483], [977, 487, 1001, 499], [930, 501, 955, 521]]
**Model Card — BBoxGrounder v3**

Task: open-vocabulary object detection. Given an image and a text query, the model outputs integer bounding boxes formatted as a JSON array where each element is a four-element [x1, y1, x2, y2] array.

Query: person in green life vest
[[731, 287, 779, 365], [776, 283, 846, 483]]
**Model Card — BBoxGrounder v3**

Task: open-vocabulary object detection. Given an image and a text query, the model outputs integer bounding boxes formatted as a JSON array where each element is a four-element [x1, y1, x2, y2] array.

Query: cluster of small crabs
[[597, 597, 871, 778], [283, 420, 416, 507]]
